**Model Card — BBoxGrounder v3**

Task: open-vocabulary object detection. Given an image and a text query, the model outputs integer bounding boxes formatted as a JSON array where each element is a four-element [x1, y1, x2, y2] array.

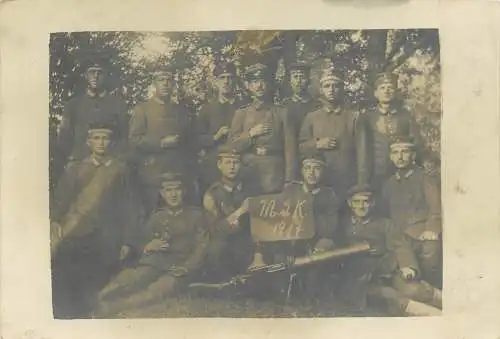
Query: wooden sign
[[248, 192, 315, 242]]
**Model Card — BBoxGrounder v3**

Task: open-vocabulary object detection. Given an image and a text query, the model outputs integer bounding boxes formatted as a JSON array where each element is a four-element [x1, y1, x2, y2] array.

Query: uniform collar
[[351, 216, 371, 225], [292, 93, 311, 104], [219, 95, 235, 105], [302, 183, 321, 195], [86, 89, 108, 98], [252, 100, 271, 111], [89, 156, 113, 167], [221, 180, 243, 193], [377, 104, 397, 116], [395, 168, 415, 180], [321, 101, 342, 115], [166, 208, 183, 216], [153, 95, 174, 105]]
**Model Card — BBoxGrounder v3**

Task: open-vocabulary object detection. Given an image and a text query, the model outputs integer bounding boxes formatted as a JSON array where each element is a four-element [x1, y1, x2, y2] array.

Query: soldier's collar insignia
[[352, 216, 371, 225], [90, 156, 113, 167], [395, 169, 414, 180], [166, 208, 183, 216], [302, 184, 321, 195], [86, 89, 108, 98]]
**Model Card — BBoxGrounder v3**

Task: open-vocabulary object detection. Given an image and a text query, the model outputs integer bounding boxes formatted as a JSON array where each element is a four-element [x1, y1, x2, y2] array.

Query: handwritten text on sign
[[249, 193, 315, 242]]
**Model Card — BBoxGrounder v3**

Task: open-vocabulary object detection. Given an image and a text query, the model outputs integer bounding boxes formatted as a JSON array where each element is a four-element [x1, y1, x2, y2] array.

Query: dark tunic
[[57, 91, 129, 163], [284, 95, 321, 137], [299, 104, 370, 199], [382, 167, 442, 239]]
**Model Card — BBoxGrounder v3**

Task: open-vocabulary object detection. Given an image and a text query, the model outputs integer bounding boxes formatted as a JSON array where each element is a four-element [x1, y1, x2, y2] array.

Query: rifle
[[188, 242, 371, 290]]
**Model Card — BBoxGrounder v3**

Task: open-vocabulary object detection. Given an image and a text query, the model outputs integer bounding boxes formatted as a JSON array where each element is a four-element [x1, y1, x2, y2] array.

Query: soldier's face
[[247, 78, 268, 99], [154, 75, 174, 97], [320, 80, 342, 102], [390, 146, 415, 169], [215, 73, 235, 96], [375, 83, 396, 104], [302, 161, 324, 186], [217, 157, 242, 180], [290, 71, 310, 93], [85, 67, 106, 90], [161, 184, 184, 208], [349, 194, 374, 218], [87, 131, 112, 155]]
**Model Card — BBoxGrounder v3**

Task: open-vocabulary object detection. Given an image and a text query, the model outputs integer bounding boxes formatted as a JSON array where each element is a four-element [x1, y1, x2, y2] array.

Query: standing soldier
[[338, 184, 442, 316], [366, 72, 421, 190], [129, 64, 198, 216], [196, 62, 240, 194], [382, 137, 442, 288], [284, 62, 320, 137], [202, 144, 253, 279], [299, 64, 370, 200], [50, 122, 135, 319], [95, 172, 209, 317], [230, 58, 298, 195], [57, 56, 129, 167]]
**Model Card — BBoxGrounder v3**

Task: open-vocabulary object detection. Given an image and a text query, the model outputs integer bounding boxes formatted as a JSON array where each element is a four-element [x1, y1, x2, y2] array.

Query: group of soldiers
[[50, 52, 442, 319]]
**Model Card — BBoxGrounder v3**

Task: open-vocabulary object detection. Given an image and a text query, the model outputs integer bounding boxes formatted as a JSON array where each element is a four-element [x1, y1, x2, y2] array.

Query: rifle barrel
[[293, 242, 371, 267]]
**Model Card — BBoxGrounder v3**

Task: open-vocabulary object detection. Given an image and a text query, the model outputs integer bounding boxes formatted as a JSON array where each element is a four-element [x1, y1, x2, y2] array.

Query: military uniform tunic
[[299, 104, 370, 199], [230, 101, 298, 195], [284, 95, 321, 137]]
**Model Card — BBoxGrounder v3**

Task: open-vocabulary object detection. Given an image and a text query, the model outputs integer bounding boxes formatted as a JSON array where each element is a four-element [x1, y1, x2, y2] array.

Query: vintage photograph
[[48, 29, 442, 319]]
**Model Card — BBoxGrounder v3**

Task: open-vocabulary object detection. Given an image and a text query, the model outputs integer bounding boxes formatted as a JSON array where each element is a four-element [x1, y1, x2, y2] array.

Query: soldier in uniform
[[196, 62, 240, 194], [50, 122, 135, 318], [382, 137, 442, 288], [129, 64, 198, 216], [337, 184, 442, 316], [95, 172, 209, 317], [230, 58, 298, 196], [57, 56, 129, 168], [284, 62, 320, 137], [202, 144, 253, 279], [299, 64, 369, 201], [366, 72, 422, 190]]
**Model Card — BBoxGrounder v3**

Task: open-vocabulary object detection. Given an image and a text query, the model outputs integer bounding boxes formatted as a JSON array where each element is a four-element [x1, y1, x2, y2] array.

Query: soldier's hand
[[226, 212, 241, 228], [400, 267, 417, 280], [240, 198, 250, 212], [419, 231, 439, 241], [119, 245, 132, 261], [214, 126, 230, 140], [249, 123, 272, 138], [316, 137, 337, 150], [169, 266, 188, 277], [144, 238, 169, 253], [313, 238, 335, 253], [160, 135, 180, 148]]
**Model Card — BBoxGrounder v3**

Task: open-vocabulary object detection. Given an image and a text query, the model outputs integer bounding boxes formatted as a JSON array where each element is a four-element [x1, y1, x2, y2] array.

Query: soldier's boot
[[404, 299, 442, 316]]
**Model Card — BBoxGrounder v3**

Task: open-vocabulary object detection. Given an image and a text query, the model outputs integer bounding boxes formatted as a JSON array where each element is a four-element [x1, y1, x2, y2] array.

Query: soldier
[[337, 184, 442, 316], [284, 62, 320, 137], [230, 58, 298, 196], [95, 172, 209, 317], [57, 56, 129, 168], [129, 64, 198, 216], [366, 72, 422, 190], [50, 121, 135, 318], [299, 64, 369, 200], [196, 62, 240, 193], [202, 144, 253, 279], [382, 137, 442, 288]]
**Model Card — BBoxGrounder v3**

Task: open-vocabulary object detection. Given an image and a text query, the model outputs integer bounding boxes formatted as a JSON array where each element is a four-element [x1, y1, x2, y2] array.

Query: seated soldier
[[337, 184, 442, 316], [94, 172, 209, 317], [202, 144, 253, 280], [382, 137, 442, 288]]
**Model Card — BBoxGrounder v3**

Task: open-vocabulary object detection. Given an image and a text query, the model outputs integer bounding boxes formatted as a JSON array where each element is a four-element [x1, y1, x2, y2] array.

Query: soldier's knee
[[396, 281, 428, 300], [148, 275, 178, 299], [419, 241, 441, 267]]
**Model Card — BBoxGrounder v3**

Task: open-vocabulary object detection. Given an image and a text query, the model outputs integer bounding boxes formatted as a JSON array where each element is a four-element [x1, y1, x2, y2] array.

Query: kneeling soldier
[[95, 172, 209, 317], [338, 185, 442, 316], [382, 137, 442, 288], [202, 145, 253, 279]]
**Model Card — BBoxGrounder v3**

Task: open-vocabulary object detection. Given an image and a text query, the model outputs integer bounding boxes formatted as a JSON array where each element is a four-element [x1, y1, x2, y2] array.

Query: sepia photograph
[[48, 29, 443, 319]]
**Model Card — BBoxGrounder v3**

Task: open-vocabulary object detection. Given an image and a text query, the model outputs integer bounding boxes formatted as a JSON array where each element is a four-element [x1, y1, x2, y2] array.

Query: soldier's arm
[[229, 108, 253, 152], [423, 174, 442, 234], [196, 104, 216, 149], [181, 211, 210, 273], [50, 163, 79, 223], [114, 98, 131, 157], [298, 114, 318, 154], [386, 220, 420, 274], [128, 105, 163, 153], [57, 98, 76, 164], [353, 111, 371, 185], [282, 108, 299, 182], [203, 191, 240, 235]]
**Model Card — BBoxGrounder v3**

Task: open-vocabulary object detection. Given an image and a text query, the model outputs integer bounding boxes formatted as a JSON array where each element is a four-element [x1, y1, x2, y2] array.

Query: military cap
[[300, 151, 327, 166], [153, 63, 176, 78], [159, 172, 184, 187], [374, 72, 398, 89], [347, 184, 374, 198], [87, 121, 116, 135], [320, 67, 344, 84], [390, 135, 416, 150], [217, 143, 241, 159], [244, 62, 272, 81], [214, 62, 237, 77], [289, 61, 312, 73], [79, 51, 112, 71]]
